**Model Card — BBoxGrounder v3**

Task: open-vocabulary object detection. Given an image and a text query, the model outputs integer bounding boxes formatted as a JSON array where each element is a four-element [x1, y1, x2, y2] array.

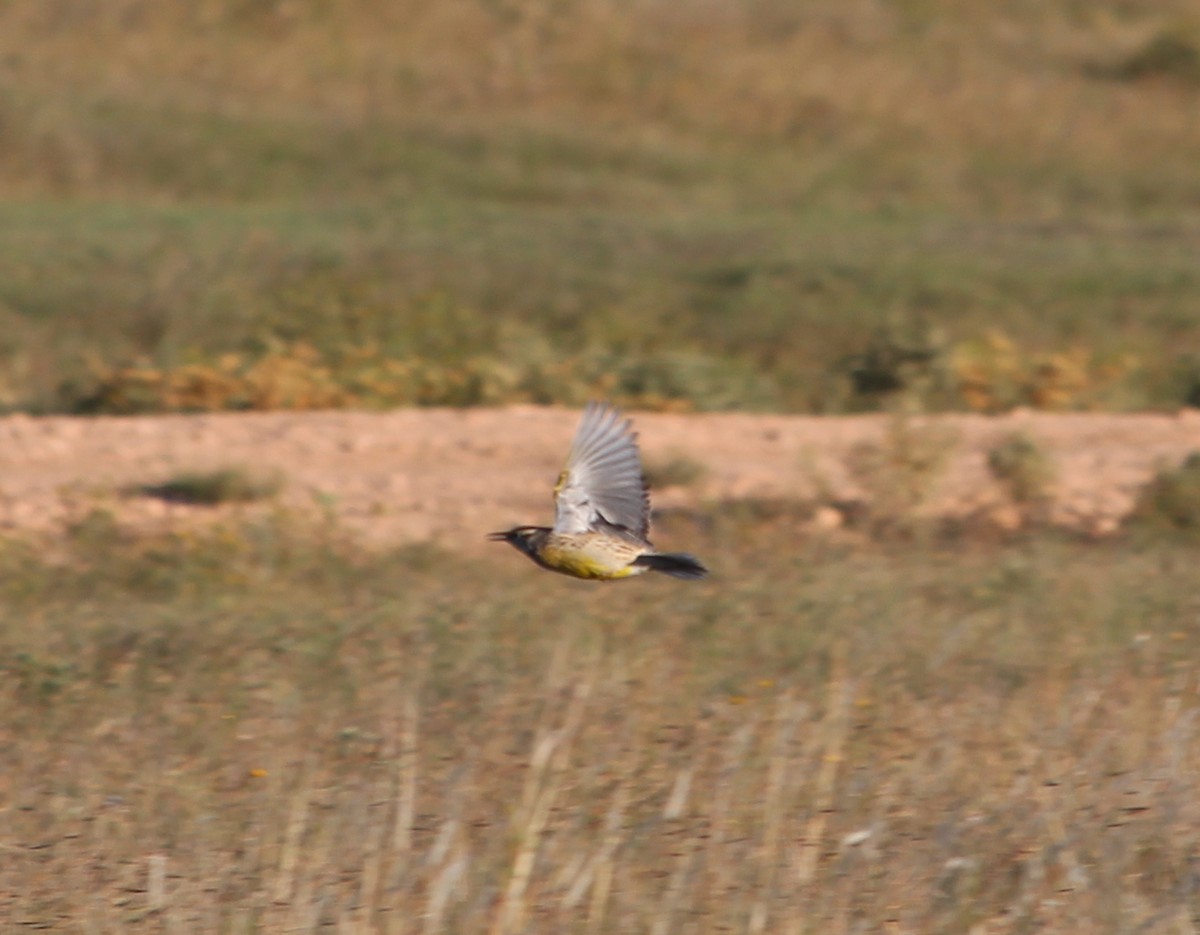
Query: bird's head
[[487, 525, 548, 559]]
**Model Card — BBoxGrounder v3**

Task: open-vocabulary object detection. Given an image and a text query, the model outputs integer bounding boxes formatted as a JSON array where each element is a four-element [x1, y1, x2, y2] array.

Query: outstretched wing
[[552, 402, 650, 542]]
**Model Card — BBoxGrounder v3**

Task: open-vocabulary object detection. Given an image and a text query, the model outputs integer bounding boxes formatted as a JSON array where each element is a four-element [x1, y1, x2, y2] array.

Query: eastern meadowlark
[[489, 402, 708, 581]]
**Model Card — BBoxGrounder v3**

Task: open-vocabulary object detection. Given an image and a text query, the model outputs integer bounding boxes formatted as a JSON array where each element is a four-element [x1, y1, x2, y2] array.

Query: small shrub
[[67, 506, 124, 547], [242, 344, 349, 410], [644, 453, 708, 490], [138, 467, 283, 506], [1132, 453, 1200, 533], [846, 416, 958, 534], [987, 433, 1055, 507], [839, 319, 951, 408], [1092, 31, 1200, 85], [1171, 355, 1200, 409]]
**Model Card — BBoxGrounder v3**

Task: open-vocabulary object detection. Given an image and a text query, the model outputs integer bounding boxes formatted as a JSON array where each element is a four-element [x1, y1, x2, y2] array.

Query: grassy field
[[3, 4, 1200, 929], [1, 0, 1199, 412], [1, 509, 1199, 932]]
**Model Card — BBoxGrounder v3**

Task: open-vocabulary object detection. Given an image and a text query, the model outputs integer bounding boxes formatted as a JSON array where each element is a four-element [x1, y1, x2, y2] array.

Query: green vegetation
[[643, 452, 709, 490], [1131, 451, 1200, 533], [2, 511, 1198, 930], [987, 431, 1057, 508], [137, 467, 284, 505], [1091, 27, 1200, 83], [0, 1, 1197, 413], [846, 415, 958, 533]]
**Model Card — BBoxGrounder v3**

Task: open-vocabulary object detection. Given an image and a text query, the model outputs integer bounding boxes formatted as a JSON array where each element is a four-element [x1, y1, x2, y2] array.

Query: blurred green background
[[1, 0, 1198, 413]]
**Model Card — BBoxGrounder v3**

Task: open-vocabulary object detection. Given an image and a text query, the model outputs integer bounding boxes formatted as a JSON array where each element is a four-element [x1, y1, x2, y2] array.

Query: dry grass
[[3, 0, 1199, 210], [1, 508, 1199, 932], [845, 414, 959, 533]]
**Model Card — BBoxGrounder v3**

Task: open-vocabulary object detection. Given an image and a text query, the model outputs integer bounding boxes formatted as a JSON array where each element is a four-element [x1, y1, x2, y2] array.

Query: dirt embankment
[[0, 408, 1197, 547]]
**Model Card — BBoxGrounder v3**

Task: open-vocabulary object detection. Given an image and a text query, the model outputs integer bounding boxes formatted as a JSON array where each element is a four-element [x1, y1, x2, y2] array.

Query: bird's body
[[490, 403, 708, 581], [497, 525, 648, 579]]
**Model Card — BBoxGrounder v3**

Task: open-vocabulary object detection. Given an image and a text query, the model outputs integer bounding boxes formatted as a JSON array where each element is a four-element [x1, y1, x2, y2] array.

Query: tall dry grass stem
[[492, 649, 594, 935]]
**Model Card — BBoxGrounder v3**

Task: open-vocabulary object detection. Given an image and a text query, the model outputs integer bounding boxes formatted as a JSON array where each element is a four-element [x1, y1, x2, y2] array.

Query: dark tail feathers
[[633, 552, 709, 580]]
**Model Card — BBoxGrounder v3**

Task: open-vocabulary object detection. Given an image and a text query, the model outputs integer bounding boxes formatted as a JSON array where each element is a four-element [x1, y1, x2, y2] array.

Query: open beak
[[487, 531, 510, 541]]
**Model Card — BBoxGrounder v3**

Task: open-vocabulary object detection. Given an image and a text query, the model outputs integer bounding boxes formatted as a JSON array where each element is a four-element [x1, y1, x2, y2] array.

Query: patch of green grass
[[1132, 452, 1200, 533], [2, 197, 1196, 414], [137, 467, 283, 505], [987, 432, 1057, 508], [1091, 30, 1200, 85], [0, 0, 1197, 413], [643, 452, 709, 490]]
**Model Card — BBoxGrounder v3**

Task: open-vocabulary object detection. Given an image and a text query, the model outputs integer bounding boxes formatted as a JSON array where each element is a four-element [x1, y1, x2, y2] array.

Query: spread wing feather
[[552, 402, 650, 542]]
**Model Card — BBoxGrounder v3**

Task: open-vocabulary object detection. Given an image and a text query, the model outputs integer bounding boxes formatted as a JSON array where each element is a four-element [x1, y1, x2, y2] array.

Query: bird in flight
[[489, 402, 708, 581]]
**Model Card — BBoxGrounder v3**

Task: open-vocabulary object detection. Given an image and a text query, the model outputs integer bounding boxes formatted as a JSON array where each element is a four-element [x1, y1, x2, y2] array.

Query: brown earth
[[1, 407, 1198, 548]]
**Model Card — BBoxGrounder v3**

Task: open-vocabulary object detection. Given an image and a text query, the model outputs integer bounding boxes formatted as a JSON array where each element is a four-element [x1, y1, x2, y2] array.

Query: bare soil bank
[[1, 408, 1197, 547]]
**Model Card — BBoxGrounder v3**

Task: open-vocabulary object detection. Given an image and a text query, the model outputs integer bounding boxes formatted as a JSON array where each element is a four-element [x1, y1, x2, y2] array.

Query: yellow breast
[[539, 535, 646, 580]]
